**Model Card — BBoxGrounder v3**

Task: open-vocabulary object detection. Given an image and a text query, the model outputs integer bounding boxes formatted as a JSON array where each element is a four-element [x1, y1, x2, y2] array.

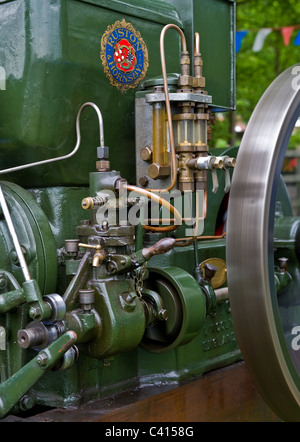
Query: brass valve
[[187, 156, 224, 171], [78, 243, 107, 267], [187, 155, 236, 193]]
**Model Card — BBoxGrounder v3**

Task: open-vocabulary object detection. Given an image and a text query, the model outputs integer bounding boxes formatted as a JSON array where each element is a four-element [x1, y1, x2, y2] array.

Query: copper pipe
[[123, 183, 182, 232], [175, 233, 226, 241], [132, 25, 188, 233], [174, 190, 207, 247], [144, 225, 177, 233], [147, 24, 188, 193], [145, 190, 207, 224]]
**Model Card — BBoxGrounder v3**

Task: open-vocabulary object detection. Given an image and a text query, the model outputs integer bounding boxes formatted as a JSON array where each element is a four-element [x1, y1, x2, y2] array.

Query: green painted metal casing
[[166, 0, 236, 110], [0, 0, 235, 188], [0, 0, 239, 412], [0, 0, 182, 187]]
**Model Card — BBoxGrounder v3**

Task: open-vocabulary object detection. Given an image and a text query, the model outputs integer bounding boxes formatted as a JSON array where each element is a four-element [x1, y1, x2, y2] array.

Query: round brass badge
[[101, 19, 149, 93]]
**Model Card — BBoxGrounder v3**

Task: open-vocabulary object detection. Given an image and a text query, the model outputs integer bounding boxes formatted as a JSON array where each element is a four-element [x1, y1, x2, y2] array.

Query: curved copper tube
[[147, 24, 188, 194], [123, 183, 182, 232], [174, 190, 207, 247]]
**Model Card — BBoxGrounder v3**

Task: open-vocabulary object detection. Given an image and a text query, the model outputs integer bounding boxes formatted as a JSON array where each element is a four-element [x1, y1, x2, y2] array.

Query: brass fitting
[[223, 157, 236, 168], [82, 197, 94, 210], [187, 156, 224, 171], [140, 146, 153, 162], [81, 195, 107, 210], [212, 157, 224, 170], [96, 160, 110, 172], [92, 251, 106, 267], [78, 243, 106, 267], [177, 153, 195, 192], [148, 163, 170, 180]]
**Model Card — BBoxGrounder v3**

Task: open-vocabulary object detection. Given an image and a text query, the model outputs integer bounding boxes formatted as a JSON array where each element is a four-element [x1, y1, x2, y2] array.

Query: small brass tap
[[78, 243, 106, 267]]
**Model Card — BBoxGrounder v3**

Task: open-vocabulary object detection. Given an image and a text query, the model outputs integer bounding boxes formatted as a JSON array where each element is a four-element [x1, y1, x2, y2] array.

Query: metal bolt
[[139, 176, 149, 187], [203, 263, 217, 281], [157, 309, 168, 320], [97, 146, 109, 159], [0, 274, 7, 290], [278, 257, 289, 272], [140, 146, 152, 162], [10, 246, 27, 265], [19, 395, 35, 411], [125, 292, 137, 304], [29, 306, 42, 320], [79, 289, 95, 311], [36, 352, 48, 367], [106, 261, 117, 273], [102, 220, 109, 230]]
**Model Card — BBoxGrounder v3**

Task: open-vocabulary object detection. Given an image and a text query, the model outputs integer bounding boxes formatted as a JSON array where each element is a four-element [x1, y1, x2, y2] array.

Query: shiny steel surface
[[227, 65, 300, 421]]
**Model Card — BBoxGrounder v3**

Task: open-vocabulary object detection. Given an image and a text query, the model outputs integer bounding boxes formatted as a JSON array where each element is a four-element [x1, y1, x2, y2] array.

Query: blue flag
[[294, 30, 300, 46], [236, 31, 248, 53]]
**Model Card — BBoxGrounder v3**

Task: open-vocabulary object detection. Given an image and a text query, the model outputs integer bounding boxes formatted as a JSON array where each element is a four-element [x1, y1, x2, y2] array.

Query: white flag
[[252, 28, 272, 52]]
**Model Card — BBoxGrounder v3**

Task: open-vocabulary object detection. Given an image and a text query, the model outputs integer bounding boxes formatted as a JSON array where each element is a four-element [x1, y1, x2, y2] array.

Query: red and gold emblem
[[101, 19, 149, 93]]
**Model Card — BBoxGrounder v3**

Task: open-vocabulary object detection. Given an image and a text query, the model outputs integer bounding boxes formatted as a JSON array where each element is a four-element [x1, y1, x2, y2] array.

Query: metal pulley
[[0, 182, 57, 294], [140, 266, 206, 353], [227, 65, 300, 422]]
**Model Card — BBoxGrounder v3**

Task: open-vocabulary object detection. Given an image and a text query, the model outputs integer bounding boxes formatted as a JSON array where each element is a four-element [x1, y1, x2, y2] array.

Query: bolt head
[[97, 146, 109, 159], [158, 309, 168, 321], [29, 306, 42, 320], [36, 352, 48, 367]]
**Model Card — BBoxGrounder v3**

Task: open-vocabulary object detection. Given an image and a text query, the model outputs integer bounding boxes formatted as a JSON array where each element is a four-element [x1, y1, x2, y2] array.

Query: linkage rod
[[0, 185, 31, 281]]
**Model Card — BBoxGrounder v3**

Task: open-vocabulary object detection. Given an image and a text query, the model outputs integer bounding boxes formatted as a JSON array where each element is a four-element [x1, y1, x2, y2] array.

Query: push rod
[[0, 186, 31, 282], [0, 331, 77, 419]]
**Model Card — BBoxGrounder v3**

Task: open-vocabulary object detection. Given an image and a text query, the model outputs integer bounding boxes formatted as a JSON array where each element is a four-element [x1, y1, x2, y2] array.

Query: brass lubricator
[[193, 32, 209, 193], [147, 86, 170, 180], [175, 36, 197, 192], [139, 27, 236, 196], [136, 25, 236, 243]]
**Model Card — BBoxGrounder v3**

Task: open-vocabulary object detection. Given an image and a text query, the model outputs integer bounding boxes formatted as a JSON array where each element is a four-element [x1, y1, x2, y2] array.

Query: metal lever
[[0, 331, 77, 419], [221, 156, 236, 193], [141, 237, 176, 261]]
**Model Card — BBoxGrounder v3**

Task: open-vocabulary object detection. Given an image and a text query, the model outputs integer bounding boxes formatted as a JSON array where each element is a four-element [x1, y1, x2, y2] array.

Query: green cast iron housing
[[0, 0, 239, 412]]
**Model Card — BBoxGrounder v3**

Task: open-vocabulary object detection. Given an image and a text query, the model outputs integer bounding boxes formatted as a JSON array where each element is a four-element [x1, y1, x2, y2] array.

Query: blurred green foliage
[[211, 0, 300, 148]]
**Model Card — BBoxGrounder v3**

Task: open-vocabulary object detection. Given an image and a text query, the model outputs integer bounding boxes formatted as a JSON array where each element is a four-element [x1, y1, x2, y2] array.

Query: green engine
[[1, 0, 298, 422]]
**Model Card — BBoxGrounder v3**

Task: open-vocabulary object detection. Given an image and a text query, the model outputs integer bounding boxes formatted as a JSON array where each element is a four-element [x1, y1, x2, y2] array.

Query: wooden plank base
[[3, 362, 281, 422]]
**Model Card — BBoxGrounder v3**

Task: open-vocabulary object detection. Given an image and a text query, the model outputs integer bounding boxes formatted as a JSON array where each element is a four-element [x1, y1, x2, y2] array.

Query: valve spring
[[82, 196, 107, 210], [93, 196, 107, 208]]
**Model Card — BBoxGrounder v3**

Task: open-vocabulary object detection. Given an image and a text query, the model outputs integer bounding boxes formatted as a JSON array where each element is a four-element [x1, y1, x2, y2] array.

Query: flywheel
[[0, 181, 57, 294], [227, 65, 300, 421]]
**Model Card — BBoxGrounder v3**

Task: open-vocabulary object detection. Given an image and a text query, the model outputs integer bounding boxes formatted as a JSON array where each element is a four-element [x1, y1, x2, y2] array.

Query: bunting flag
[[236, 31, 248, 53], [252, 28, 272, 52], [236, 24, 300, 53], [294, 30, 300, 46], [281, 26, 295, 46]]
